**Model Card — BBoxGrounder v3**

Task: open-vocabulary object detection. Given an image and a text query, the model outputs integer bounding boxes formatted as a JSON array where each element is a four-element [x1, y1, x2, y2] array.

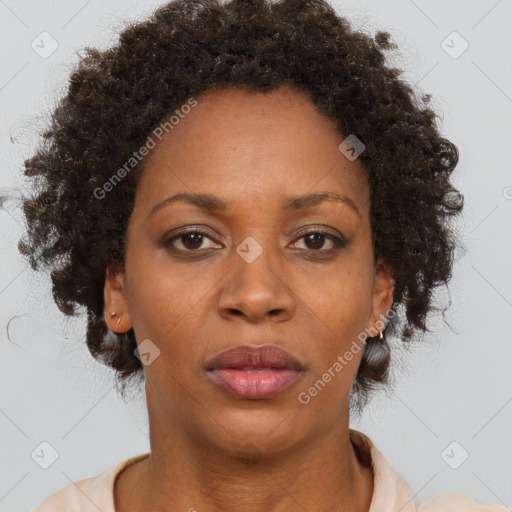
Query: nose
[[217, 243, 295, 323]]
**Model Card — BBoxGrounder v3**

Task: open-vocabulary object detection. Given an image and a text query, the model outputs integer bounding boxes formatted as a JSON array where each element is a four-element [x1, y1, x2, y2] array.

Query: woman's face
[[105, 85, 393, 456]]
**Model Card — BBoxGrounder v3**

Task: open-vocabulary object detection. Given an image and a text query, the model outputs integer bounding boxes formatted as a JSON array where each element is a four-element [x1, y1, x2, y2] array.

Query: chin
[[206, 409, 305, 458]]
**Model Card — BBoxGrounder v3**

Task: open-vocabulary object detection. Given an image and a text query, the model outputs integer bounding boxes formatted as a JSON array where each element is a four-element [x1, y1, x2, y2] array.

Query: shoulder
[[418, 492, 511, 511], [31, 453, 150, 512], [349, 429, 510, 512], [31, 473, 107, 512]]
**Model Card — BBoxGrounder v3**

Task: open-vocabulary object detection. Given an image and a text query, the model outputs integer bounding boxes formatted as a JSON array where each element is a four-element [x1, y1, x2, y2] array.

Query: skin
[[104, 84, 394, 512]]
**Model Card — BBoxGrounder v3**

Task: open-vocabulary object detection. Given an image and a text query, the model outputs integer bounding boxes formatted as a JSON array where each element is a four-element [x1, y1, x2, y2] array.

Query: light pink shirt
[[31, 429, 509, 511]]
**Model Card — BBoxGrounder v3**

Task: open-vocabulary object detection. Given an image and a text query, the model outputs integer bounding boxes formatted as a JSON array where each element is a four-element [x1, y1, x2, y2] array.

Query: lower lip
[[207, 368, 302, 399]]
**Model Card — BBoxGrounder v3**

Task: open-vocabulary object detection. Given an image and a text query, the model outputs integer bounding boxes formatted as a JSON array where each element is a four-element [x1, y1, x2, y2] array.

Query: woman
[[20, 0, 506, 510]]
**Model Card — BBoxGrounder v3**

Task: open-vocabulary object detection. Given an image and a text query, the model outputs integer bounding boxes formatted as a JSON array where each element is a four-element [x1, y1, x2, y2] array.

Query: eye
[[291, 230, 346, 252], [162, 227, 347, 256], [163, 228, 221, 252]]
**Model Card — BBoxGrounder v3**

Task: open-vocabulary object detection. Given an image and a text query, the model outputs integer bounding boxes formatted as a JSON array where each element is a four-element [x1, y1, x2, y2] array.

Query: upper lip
[[206, 344, 303, 371]]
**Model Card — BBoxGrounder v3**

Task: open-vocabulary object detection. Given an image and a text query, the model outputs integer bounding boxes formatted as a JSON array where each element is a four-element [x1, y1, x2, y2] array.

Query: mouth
[[205, 344, 304, 400]]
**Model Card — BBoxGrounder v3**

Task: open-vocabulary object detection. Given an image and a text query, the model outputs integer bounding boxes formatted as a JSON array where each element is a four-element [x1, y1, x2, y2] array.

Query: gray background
[[0, 1, 511, 510]]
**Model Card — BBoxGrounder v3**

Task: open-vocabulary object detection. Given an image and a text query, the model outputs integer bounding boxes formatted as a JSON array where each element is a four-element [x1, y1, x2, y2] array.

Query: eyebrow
[[148, 191, 360, 219]]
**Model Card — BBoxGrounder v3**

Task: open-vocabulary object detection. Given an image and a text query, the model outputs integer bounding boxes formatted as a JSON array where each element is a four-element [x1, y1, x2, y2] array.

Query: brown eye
[[303, 233, 326, 250], [181, 232, 204, 250], [164, 229, 219, 252], [292, 230, 346, 253]]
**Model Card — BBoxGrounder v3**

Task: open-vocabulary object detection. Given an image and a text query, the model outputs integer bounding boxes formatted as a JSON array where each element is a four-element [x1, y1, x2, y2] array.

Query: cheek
[[290, 259, 373, 390], [124, 249, 219, 366], [127, 274, 191, 339], [295, 261, 373, 336], [296, 277, 369, 408]]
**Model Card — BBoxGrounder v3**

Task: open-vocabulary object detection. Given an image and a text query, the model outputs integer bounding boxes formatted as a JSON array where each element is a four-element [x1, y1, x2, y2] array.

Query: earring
[[110, 312, 122, 328], [379, 331, 384, 341]]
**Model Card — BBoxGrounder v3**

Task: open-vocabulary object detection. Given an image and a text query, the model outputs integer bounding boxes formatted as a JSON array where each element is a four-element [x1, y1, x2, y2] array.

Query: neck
[[115, 404, 373, 512]]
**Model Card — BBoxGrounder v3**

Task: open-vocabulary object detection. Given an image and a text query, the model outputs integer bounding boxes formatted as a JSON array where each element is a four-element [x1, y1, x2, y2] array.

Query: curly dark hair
[[17, 0, 464, 412]]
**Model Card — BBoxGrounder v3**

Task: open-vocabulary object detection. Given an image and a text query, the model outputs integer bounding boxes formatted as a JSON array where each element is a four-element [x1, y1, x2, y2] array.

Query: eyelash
[[163, 227, 347, 256]]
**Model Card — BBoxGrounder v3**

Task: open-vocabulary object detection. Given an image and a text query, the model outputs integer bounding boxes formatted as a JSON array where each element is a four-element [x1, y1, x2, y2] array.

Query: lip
[[205, 345, 303, 400], [206, 344, 303, 371]]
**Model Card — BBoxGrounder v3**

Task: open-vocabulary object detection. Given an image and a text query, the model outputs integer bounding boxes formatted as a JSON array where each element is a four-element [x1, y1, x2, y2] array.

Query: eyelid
[[289, 227, 347, 251], [163, 226, 222, 246], [292, 224, 344, 238]]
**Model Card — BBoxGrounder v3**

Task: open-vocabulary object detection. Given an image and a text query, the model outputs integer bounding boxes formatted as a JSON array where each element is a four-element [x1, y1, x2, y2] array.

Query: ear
[[103, 267, 132, 333], [365, 258, 394, 336]]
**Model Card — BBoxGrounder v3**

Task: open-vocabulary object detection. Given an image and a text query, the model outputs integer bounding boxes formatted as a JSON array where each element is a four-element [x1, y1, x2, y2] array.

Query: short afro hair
[[18, 0, 464, 411]]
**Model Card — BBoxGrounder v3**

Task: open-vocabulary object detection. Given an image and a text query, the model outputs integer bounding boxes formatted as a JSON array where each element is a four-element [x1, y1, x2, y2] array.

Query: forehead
[[135, 85, 369, 213]]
